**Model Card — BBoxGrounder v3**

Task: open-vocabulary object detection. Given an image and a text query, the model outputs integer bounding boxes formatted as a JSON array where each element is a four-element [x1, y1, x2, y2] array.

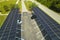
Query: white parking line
[[7, 11, 17, 40], [41, 27, 45, 31], [34, 8, 60, 39], [36, 8, 60, 38], [16, 32, 19, 33], [16, 28, 24, 32], [21, 29, 24, 32], [41, 34, 48, 40], [36, 8, 60, 30], [0, 16, 10, 40], [0, 10, 14, 40]]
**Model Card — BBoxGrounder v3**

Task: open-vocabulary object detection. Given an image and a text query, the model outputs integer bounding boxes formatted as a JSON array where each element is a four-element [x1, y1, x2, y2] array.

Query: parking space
[[0, 8, 21, 40]]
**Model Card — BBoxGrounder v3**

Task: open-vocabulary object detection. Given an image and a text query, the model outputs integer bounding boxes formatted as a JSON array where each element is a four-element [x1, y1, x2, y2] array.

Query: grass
[[0, 0, 17, 14], [0, 0, 22, 27], [0, 0, 17, 27], [25, 1, 37, 11], [0, 15, 7, 28], [18, 1, 22, 12]]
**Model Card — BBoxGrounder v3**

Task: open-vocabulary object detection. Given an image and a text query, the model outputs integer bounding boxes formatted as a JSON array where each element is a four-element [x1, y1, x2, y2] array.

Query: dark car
[[31, 14, 37, 19]]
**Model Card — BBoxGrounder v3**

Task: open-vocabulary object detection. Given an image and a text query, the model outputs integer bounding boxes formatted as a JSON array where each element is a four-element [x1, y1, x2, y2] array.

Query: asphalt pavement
[[21, 12, 45, 40], [0, 5, 60, 40], [0, 8, 21, 40], [32, 7, 60, 40]]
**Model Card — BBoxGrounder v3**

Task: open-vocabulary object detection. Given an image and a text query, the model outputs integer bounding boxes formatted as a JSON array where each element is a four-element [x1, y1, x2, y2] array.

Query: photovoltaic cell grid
[[32, 7, 60, 40], [0, 8, 21, 40]]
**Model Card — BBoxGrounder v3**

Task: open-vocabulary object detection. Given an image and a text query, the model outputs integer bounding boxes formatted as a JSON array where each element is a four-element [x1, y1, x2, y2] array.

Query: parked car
[[31, 14, 37, 19], [17, 20, 22, 25]]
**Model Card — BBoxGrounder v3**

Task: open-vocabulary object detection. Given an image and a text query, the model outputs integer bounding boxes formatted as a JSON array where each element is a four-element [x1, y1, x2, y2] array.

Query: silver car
[[17, 20, 22, 25]]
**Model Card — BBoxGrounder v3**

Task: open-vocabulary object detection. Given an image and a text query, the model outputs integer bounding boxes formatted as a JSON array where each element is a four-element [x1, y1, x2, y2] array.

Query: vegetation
[[36, 0, 60, 13], [0, 15, 7, 28], [0, 0, 17, 27], [25, 1, 37, 11], [0, 0, 17, 14], [18, 1, 22, 12], [0, 0, 22, 27]]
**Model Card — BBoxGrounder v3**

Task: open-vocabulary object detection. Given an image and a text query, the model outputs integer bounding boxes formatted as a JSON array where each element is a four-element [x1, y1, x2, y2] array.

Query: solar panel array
[[0, 8, 21, 40]]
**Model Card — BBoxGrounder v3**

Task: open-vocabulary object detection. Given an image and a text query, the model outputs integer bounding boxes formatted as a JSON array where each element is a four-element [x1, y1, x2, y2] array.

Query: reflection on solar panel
[[0, 8, 21, 40], [33, 7, 60, 40]]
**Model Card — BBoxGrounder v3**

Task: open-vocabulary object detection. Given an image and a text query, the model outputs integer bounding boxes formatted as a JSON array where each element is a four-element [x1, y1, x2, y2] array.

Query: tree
[[4, 5, 9, 12]]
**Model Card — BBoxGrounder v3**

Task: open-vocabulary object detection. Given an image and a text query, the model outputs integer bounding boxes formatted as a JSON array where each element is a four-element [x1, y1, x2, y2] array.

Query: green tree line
[[36, 0, 60, 13]]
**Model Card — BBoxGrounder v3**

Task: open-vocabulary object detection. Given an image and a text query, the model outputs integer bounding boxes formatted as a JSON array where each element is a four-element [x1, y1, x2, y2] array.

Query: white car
[[17, 20, 22, 25]]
